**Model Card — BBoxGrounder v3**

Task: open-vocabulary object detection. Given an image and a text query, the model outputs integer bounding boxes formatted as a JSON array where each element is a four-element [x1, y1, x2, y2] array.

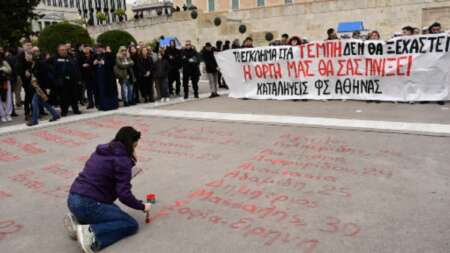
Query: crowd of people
[[0, 21, 447, 126], [0, 38, 230, 126]]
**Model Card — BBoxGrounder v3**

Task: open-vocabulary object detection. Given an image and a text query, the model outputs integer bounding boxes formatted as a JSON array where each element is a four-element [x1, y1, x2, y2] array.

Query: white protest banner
[[215, 34, 450, 101]]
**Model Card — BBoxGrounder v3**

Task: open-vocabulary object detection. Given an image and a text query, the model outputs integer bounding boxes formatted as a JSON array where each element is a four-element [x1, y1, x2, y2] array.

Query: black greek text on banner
[[215, 34, 450, 101]]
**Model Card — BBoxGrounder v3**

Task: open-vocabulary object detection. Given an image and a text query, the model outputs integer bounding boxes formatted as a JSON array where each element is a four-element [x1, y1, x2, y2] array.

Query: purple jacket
[[70, 141, 145, 211]]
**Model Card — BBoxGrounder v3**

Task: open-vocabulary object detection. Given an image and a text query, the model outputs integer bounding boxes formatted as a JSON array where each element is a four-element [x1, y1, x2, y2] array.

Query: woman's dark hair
[[288, 36, 302, 45], [113, 126, 141, 160]]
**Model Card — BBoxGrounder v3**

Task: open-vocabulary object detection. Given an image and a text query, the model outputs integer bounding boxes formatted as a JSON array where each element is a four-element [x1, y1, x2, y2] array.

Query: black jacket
[[136, 56, 153, 79], [181, 48, 200, 76], [79, 54, 95, 82], [49, 55, 80, 88], [164, 46, 182, 70], [32, 58, 52, 90], [201, 48, 218, 73], [152, 56, 170, 79]]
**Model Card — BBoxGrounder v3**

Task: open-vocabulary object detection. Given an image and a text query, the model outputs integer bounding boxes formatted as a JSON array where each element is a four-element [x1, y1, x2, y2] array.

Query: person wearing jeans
[[65, 127, 152, 253], [0, 56, 13, 122], [28, 92, 60, 126], [27, 50, 60, 126], [201, 42, 220, 98], [114, 46, 136, 106], [67, 193, 139, 252], [121, 79, 134, 106]]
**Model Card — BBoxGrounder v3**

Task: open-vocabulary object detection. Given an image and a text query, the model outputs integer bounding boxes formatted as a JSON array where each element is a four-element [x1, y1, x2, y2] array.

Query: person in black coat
[[16, 43, 34, 121], [27, 49, 60, 126], [152, 48, 170, 102], [129, 45, 140, 103], [181, 40, 201, 99], [165, 40, 182, 96], [93, 44, 119, 111], [4, 48, 19, 117], [79, 47, 97, 109], [201, 43, 220, 98], [49, 43, 82, 116], [136, 47, 154, 102]]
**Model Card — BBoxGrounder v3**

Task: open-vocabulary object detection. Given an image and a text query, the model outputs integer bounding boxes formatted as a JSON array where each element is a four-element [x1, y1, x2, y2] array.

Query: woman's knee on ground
[[123, 216, 139, 235]]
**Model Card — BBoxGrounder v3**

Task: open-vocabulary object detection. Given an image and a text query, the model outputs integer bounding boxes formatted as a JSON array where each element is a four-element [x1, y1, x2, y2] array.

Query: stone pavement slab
[[0, 113, 449, 253], [160, 96, 450, 124]]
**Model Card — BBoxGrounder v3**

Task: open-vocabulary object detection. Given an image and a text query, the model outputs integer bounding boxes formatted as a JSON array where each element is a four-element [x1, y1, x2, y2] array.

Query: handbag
[[35, 86, 48, 102]]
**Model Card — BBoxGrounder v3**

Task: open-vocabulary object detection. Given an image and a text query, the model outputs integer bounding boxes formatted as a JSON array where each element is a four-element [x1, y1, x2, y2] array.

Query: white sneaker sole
[[64, 214, 78, 240], [76, 226, 94, 253]]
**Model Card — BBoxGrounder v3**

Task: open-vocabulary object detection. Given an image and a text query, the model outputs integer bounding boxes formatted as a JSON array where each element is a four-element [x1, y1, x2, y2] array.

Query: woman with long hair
[[114, 47, 136, 106], [65, 127, 151, 253], [136, 47, 154, 102]]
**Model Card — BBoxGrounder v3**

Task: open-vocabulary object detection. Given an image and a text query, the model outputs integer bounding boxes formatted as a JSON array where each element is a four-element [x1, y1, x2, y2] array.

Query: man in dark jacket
[[165, 40, 182, 96], [16, 40, 34, 121], [50, 44, 82, 116], [27, 48, 60, 126], [79, 47, 97, 109], [181, 40, 201, 99], [153, 48, 171, 102], [201, 43, 220, 98]]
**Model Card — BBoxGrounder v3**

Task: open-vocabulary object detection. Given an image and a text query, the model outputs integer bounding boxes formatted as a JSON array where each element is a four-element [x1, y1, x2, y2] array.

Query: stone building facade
[[89, 0, 450, 47], [41, 0, 127, 25], [32, 2, 81, 32]]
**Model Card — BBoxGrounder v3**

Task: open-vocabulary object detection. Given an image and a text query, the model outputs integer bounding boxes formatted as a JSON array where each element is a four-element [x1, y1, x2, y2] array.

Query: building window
[[208, 0, 215, 12], [186, 0, 192, 6], [257, 0, 265, 7], [232, 0, 239, 10], [285, 0, 292, 4]]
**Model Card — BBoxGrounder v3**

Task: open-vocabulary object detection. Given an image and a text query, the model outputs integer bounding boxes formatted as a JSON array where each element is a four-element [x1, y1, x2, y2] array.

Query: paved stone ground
[[161, 96, 450, 124], [0, 95, 449, 253]]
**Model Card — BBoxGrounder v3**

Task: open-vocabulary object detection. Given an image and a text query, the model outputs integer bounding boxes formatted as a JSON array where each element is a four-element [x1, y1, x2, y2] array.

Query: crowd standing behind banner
[[0, 21, 447, 126]]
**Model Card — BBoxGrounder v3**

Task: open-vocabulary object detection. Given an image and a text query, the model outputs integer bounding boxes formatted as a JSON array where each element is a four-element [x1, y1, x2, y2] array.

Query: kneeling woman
[[65, 127, 151, 253]]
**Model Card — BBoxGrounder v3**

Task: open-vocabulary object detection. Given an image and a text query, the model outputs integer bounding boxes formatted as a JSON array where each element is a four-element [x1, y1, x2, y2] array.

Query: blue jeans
[[67, 193, 139, 251], [31, 94, 60, 124], [121, 79, 134, 104]]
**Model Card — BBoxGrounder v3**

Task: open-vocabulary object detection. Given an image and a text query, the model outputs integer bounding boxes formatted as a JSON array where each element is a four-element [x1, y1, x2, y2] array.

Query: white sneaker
[[6, 116, 12, 121], [77, 225, 96, 253], [166, 98, 170, 102], [64, 213, 79, 240], [1, 117, 6, 122]]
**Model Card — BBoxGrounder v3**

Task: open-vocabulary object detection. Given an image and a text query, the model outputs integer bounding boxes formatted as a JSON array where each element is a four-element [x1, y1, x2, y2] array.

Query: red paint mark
[[140, 139, 194, 149], [72, 155, 90, 163], [319, 216, 361, 237], [0, 148, 20, 162], [55, 127, 99, 140], [8, 170, 70, 199], [41, 163, 78, 180], [0, 220, 23, 241], [20, 143, 46, 154], [173, 205, 319, 252], [42, 185, 70, 199], [139, 146, 220, 161], [1, 137, 47, 155], [1, 137, 17, 145], [0, 191, 13, 199], [9, 171, 45, 191], [32, 130, 84, 147], [252, 148, 392, 179], [157, 127, 244, 146]]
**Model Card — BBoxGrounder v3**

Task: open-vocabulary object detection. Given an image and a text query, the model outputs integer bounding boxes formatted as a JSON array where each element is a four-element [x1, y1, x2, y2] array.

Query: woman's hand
[[144, 203, 152, 212]]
